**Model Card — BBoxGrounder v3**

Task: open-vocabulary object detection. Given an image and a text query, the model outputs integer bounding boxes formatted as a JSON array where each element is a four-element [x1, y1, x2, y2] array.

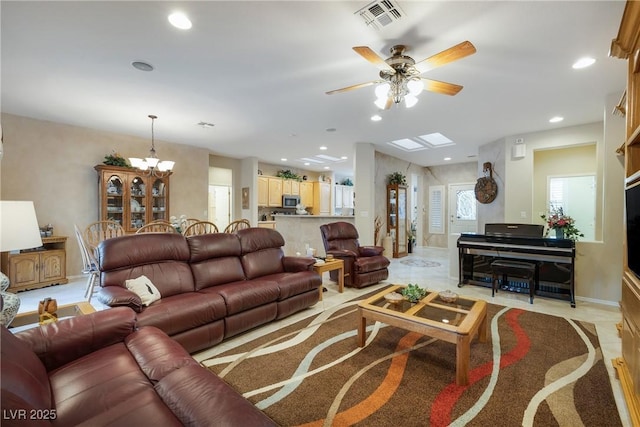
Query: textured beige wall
[[1, 113, 210, 277]]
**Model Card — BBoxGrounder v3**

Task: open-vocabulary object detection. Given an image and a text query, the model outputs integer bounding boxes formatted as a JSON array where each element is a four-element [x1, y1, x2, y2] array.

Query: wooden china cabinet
[[387, 184, 408, 258], [610, 2, 640, 424], [95, 165, 171, 233]]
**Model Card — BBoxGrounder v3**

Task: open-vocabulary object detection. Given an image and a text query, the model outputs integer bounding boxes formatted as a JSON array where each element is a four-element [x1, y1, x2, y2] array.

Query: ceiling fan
[[326, 40, 476, 109]]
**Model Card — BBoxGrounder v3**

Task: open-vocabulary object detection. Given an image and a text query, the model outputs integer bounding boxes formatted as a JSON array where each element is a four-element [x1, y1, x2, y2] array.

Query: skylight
[[419, 132, 454, 146], [387, 138, 427, 152]]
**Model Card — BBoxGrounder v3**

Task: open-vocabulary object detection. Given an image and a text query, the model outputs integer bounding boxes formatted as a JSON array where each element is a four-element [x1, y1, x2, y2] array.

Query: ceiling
[[0, 1, 627, 176]]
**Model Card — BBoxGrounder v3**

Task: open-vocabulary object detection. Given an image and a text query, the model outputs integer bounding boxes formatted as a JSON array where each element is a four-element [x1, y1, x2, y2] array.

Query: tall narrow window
[[429, 185, 444, 234]]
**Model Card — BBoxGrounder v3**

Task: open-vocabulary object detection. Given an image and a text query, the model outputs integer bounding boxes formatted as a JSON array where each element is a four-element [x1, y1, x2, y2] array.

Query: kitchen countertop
[[274, 214, 354, 218]]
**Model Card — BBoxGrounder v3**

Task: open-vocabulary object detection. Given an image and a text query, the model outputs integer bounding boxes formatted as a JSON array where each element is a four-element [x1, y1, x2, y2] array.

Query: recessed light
[[572, 57, 595, 69], [168, 12, 192, 30], [319, 146, 327, 150], [444, 157, 452, 161], [549, 116, 564, 123], [341, 156, 348, 160], [281, 158, 287, 162], [323, 166, 330, 170], [371, 115, 382, 121], [304, 162, 310, 166], [132, 61, 154, 72], [326, 128, 337, 132]]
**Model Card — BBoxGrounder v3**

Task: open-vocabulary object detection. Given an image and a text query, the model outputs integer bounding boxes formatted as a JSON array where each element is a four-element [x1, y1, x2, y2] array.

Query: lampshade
[[0, 201, 43, 252]]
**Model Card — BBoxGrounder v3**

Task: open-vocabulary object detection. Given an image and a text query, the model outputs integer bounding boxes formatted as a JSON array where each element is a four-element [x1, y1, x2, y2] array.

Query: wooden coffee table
[[313, 258, 344, 300], [357, 285, 487, 386], [10, 302, 96, 329]]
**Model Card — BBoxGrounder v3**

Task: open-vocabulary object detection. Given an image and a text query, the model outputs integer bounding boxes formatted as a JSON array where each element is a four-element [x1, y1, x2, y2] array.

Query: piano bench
[[490, 260, 536, 304]]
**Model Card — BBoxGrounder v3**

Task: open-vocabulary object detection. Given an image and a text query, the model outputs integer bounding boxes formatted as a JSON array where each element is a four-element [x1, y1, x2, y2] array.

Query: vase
[[555, 228, 565, 239]]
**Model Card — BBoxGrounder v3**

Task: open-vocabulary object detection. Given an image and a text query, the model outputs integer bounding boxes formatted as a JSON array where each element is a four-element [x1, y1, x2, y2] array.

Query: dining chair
[[223, 219, 251, 233], [183, 221, 219, 236], [85, 220, 125, 254], [74, 224, 99, 302], [135, 221, 178, 233]]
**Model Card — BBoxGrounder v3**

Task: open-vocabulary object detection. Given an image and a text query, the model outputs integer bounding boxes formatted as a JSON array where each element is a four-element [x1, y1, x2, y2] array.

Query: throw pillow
[[125, 275, 161, 306]]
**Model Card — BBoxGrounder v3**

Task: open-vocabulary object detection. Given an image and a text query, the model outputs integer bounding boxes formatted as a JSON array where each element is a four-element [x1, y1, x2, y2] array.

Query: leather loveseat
[[1, 306, 276, 426], [97, 227, 321, 353]]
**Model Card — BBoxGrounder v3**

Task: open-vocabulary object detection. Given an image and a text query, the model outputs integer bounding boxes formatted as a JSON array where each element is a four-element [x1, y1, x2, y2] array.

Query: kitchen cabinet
[[312, 182, 331, 215], [282, 179, 300, 196], [95, 165, 170, 233], [257, 176, 283, 207], [300, 182, 314, 207], [335, 184, 354, 209], [387, 184, 408, 258], [1, 236, 68, 292]]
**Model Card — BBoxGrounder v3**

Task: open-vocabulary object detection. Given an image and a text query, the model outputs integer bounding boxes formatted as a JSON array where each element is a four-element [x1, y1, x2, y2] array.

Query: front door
[[448, 183, 477, 234]]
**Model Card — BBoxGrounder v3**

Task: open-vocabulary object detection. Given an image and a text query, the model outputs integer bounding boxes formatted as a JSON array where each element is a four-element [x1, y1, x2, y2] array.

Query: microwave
[[282, 195, 300, 208]]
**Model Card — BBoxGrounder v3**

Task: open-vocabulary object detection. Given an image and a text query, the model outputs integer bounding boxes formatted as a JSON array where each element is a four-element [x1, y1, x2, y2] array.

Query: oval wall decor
[[475, 162, 498, 204]]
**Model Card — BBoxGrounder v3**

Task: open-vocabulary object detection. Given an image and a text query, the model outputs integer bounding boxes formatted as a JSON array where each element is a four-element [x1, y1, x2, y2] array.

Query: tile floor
[[12, 246, 632, 426]]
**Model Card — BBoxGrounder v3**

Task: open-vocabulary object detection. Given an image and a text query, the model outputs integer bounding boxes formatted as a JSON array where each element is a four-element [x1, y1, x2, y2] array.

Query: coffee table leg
[[456, 334, 470, 386], [338, 265, 344, 293], [357, 309, 366, 347], [478, 311, 488, 343]]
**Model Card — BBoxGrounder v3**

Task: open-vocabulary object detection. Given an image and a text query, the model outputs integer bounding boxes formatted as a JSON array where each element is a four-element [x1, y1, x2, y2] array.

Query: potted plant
[[387, 172, 406, 186], [400, 283, 427, 303], [276, 169, 302, 181], [103, 151, 130, 168]]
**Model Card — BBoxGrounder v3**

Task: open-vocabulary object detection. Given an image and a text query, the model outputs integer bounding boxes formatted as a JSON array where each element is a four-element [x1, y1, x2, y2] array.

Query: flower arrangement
[[387, 172, 407, 186], [103, 151, 130, 168], [170, 214, 188, 233], [540, 207, 584, 241], [276, 169, 302, 181]]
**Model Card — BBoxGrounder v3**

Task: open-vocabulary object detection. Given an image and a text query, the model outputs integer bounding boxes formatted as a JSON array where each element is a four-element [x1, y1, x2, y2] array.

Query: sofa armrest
[[327, 249, 358, 258], [97, 285, 143, 312], [359, 246, 385, 257], [16, 307, 137, 372], [282, 256, 316, 272]]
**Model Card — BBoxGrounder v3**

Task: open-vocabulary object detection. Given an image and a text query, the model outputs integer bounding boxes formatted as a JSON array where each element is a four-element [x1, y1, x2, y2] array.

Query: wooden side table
[[313, 259, 344, 300]]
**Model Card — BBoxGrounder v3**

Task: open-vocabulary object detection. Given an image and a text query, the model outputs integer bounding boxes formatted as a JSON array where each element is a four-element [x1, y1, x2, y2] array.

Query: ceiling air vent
[[355, 0, 405, 31]]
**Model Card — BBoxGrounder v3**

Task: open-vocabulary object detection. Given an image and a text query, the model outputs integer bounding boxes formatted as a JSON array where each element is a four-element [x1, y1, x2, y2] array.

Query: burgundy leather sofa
[[1, 307, 276, 426], [97, 227, 321, 353], [320, 221, 390, 288]]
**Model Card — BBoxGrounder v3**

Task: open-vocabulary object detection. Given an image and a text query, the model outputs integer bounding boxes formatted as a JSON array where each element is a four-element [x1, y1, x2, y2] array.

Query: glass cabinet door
[[130, 176, 146, 230], [151, 178, 167, 221], [397, 186, 407, 255], [105, 175, 124, 228], [387, 184, 408, 258]]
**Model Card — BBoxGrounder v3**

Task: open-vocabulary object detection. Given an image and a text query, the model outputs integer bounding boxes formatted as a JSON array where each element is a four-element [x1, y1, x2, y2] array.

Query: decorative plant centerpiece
[[103, 151, 130, 168], [341, 178, 353, 186], [400, 283, 427, 303], [387, 172, 407, 186], [540, 207, 584, 241], [276, 169, 302, 181]]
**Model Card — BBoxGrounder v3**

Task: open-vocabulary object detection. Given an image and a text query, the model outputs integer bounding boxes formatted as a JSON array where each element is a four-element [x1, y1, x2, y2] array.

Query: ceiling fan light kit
[[328, 41, 476, 110]]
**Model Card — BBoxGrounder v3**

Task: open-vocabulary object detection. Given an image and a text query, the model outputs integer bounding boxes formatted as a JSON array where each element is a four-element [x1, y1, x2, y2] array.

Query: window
[[429, 185, 444, 234], [547, 175, 595, 241]]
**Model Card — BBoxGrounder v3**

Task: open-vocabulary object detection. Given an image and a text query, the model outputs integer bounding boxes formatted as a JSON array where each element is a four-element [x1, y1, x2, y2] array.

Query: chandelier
[[374, 73, 424, 109], [129, 115, 174, 177]]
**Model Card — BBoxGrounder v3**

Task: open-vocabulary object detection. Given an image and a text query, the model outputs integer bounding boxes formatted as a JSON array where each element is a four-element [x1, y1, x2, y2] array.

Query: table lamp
[[0, 201, 43, 326]]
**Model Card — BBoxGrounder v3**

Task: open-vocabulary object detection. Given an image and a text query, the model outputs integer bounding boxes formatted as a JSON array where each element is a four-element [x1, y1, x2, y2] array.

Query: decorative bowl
[[438, 290, 458, 303], [384, 292, 404, 304]]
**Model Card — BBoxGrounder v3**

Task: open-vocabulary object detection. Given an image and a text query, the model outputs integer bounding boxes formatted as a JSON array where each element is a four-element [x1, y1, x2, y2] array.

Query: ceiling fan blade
[[325, 80, 378, 95], [414, 41, 476, 74], [384, 97, 394, 110], [353, 46, 395, 73], [421, 78, 464, 96]]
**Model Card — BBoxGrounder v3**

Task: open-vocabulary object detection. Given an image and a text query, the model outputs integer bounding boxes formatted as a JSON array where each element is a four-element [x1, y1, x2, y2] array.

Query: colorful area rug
[[203, 293, 621, 426]]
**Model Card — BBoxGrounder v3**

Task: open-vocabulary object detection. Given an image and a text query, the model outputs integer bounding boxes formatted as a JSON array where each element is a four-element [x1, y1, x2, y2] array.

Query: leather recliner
[[320, 221, 390, 289]]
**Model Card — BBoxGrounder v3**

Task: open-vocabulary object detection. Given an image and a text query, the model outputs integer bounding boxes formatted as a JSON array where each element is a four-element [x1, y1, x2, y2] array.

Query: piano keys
[[457, 224, 576, 307]]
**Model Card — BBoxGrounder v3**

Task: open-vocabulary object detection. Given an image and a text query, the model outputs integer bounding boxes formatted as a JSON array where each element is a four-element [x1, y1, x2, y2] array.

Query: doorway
[[448, 183, 477, 234], [209, 167, 232, 230]]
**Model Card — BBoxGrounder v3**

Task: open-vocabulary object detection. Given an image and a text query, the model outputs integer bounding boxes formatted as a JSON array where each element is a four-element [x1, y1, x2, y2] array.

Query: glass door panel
[[105, 175, 124, 227], [130, 176, 146, 230], [151, 178, 167, 221]]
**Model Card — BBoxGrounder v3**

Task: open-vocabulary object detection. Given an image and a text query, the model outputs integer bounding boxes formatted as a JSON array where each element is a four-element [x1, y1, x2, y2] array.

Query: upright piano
[[457, 223, 576, 307]]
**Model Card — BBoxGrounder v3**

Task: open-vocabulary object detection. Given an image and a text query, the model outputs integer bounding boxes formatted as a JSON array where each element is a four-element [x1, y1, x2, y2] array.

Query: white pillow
[[125, 275, 161, 306]]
